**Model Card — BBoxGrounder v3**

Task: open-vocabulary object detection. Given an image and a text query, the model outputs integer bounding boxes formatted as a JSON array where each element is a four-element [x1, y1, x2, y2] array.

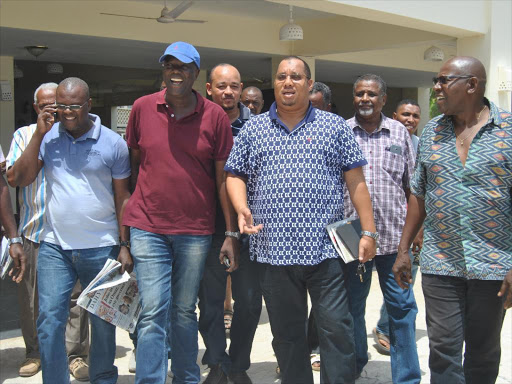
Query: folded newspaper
[[325, 216, 362, 264], [77, 259, 141, 333], [1, 237, 14, 280]]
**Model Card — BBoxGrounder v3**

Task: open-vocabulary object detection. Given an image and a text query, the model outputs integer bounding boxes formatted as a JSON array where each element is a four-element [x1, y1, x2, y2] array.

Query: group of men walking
[[1, 40, 510, 384]]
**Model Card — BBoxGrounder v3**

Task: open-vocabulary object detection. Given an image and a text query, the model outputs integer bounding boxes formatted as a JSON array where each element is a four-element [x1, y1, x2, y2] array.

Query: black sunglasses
[[432, 75, 473, 85]]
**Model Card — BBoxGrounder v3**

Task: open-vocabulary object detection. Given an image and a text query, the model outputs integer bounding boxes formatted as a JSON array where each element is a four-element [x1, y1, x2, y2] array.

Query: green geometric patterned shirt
[[411, 99, 512, 280]]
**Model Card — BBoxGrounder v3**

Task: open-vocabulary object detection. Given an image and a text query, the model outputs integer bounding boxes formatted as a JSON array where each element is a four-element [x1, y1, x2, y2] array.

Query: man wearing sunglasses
[[394, 56, 512, 384], [6, 82, 92, 381], [8, 77, 132, 384]]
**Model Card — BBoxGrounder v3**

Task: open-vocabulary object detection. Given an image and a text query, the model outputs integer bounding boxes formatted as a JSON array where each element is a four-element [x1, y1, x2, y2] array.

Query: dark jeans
[[260, 258, 356, 384], [422, 274, 506, 384], [198, 235, 262, 374], [346, 254, 420, 384], [307, 310, 320, 355]]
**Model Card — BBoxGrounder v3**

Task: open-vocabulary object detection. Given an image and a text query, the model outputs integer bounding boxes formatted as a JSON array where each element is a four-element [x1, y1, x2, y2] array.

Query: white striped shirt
[[6, 124, 46, 243]]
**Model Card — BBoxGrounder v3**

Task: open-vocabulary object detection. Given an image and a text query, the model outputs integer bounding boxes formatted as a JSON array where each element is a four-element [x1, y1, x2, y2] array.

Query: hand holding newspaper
[[77, 259, 141, 333]]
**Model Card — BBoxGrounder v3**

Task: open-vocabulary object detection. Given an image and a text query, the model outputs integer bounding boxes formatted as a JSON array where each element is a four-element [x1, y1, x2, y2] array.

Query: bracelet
[[225, 231, 241, 240], [120, 240, 131, 249]]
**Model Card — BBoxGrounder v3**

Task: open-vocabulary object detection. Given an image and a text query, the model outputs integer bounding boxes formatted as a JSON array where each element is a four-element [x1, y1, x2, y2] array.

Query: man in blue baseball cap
[[123, 41, 238, 384]]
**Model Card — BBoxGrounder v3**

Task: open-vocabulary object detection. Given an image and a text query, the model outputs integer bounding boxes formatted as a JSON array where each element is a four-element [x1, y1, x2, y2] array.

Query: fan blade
[[167, 0, 194, 19], [100, 12, 156, 20], [174, 19, 206, 23]]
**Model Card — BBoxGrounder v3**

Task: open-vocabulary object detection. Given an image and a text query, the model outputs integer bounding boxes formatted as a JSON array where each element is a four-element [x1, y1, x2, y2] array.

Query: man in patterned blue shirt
[[394, 56, 512, 384], [225, 56, 377, 384]]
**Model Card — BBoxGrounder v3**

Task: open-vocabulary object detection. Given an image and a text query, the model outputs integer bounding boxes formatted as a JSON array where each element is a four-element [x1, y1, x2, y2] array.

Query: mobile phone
[[223, 256, 231, 268]]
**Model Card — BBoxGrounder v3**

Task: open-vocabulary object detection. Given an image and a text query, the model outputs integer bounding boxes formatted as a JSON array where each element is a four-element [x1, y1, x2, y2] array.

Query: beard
[[358, 107, 373, 117]]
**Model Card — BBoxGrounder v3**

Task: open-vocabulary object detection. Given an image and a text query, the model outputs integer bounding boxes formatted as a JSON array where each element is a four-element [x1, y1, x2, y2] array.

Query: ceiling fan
[[100, 0, 206, 24]]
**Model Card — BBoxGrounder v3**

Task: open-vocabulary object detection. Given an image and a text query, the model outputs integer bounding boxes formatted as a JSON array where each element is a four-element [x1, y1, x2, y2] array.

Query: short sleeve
[[224, 120, 252, 178], [125, 102, 140, 150], [338, 119, 367, 171], [402, 128, 416, 190], [111, 137, 131, 179], [6, 130, 25, 167], [213, 111, 233, 161], [410, 125, 430, 199]]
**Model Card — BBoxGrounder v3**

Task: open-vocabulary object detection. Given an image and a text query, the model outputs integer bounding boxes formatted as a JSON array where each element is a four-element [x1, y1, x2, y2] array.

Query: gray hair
[[58, 77, 90, 99], [33, 82, 58, 103], [353, 74, 387, 96], [310, 82, 331, 106]]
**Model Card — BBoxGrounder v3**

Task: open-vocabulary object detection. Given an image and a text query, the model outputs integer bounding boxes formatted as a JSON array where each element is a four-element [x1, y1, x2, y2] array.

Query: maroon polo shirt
[[123, 89, 233, 235]]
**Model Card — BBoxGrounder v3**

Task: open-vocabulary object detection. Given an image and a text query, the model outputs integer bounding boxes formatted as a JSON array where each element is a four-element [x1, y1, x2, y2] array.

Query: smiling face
[[353, 80, 386, 121], [274, 58, 313, 111], [162, 56, 199, 98], [207, 65, 242, 111], [55, 86, 91, 136], [393, 104, 421, 135], [433, 61, 471, 116]]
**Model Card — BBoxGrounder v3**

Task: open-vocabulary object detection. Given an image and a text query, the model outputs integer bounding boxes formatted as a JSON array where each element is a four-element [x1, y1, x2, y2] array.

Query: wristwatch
[[225, 231, 241, 240], [8, 237, 23, 247], [360, 231, 379, 242], [120, 240, 131, 249]]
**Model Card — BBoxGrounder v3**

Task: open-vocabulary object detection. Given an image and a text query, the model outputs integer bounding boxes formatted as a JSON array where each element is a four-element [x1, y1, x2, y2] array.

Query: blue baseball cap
[[159, 41, 200, 68]]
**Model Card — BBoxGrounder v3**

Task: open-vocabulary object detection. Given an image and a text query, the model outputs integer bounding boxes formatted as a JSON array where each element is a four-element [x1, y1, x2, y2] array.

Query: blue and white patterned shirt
[[225, 103, 367, 266]]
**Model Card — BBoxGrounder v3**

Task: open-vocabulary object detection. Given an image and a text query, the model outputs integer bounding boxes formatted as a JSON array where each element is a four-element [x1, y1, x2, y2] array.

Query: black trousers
[[260, 258, 356, 384], [422, 274, 506, 384], [198, 235, 262, 374]]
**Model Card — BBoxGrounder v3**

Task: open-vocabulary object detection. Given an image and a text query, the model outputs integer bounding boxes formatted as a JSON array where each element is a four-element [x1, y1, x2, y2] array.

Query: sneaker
[[129, 348, 136, 373], [204, 364, 227, 384], [69, 357, 89, 382], [19, 358, 41, 377], [228, 371, 253, 384]]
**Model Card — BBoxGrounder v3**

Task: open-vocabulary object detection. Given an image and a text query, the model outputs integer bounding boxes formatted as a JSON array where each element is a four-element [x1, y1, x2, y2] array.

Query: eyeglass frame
[[55, 101, 89, 111], [275, 72, 310, 82], [432, 75, 474, 86], [161, 62, 196, 72]]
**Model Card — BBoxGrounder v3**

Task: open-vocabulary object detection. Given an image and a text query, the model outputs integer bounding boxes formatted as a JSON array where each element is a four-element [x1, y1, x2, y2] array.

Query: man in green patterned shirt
[[393, 56, 512, 384]]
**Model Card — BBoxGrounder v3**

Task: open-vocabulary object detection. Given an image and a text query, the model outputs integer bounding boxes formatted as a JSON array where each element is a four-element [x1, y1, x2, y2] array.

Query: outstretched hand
[[237, 207, 263, 235]]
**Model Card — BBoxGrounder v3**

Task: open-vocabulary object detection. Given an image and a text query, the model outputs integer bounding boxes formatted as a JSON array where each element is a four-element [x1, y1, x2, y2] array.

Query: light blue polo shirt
[[39, 114, 130, 250]]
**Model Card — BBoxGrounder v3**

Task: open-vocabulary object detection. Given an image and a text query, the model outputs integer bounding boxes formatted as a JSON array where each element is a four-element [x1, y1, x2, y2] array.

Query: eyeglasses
[[275, 73, 308, 82], [56, 101, 88, 111], [161, 63, 195, 72], [432, 75, 473, 85]]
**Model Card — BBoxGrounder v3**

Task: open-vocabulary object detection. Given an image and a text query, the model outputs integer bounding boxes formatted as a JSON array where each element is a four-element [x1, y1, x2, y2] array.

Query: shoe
[[204, 364, 228, 384], [228, 371, 253, 384], [19, 358, 41, 377], [69, 357, 89, 382], [310, 353, 321, 371], [372, 327, 390, 355], [129, 348, 136, 373]]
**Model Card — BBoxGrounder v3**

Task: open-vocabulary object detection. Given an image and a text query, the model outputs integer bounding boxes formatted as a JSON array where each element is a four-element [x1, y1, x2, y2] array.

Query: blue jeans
[[198, 235, 262, 374], [130, 227, 211, 384], [37, 242, 118, 384], [347, 253, 420, 384], [260, 258, 356, 384], [376, 250, 419, 337]]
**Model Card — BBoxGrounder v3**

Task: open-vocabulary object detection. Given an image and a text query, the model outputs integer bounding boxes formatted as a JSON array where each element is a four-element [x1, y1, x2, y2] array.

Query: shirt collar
[[58, 113, 101, 142], [156, 89, 204, 115], [269, 101, 316, 130], [351, 112, 390, 133]]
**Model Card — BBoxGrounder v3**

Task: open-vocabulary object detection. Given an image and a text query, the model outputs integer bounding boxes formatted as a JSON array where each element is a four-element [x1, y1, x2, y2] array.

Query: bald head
[[58, 77, 90, 100], [207, 63, 242, 112], [241, 86, 264, 115], [442, 56, 487, 96]]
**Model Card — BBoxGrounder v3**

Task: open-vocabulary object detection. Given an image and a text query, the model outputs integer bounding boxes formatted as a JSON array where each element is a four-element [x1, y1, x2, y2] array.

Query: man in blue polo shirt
[[8, 77, 132, 384], [225, 56, 378, 384]]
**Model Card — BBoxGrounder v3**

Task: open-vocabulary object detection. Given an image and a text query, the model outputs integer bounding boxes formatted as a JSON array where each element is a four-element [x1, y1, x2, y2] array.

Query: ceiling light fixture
[[25, 45, 48, 58], [279, 5, 303, 41], [424, 46, 444, 62]]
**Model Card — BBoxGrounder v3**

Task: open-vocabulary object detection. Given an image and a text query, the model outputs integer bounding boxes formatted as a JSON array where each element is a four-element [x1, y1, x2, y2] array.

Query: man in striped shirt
[[6, 83, 90, 381]]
